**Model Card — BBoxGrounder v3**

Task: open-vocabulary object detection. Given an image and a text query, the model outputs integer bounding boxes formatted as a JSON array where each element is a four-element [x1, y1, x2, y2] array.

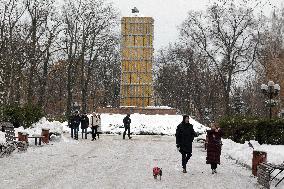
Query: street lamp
[[261, 81, 281, 119]]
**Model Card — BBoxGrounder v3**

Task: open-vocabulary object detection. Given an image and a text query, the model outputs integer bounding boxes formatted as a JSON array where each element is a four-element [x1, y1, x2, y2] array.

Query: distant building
[[120, 9, 154, 107]]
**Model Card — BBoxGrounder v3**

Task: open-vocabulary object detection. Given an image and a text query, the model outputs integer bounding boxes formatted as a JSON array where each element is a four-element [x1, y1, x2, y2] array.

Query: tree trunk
[[27, 18, 37, 104]]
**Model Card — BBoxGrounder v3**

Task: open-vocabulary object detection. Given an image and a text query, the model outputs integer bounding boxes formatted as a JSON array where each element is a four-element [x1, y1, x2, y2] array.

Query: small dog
[[153, 167, 162, 180]]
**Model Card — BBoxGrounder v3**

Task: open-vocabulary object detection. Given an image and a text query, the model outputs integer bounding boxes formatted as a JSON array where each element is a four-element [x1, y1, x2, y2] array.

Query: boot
[[183, 168, 187, 173]]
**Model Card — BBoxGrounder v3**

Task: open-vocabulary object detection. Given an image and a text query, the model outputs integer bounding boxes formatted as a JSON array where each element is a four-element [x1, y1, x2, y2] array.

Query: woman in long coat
[[205, 123, 222, 174], [96, 114, 102, 139], [89, 113, 98, 141]]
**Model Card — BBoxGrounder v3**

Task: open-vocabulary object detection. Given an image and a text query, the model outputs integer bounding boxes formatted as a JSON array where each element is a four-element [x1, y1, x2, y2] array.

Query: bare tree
[[0, 0, 26, 105], [61, 0, 118, 115], [180, 1, 263, 115], [23, 0, 55, 104], [155, 44, 224, 122]]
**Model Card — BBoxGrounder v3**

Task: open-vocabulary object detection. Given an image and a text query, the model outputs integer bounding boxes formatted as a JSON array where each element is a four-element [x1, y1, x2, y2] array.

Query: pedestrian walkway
[[0, 135, 262, 189]]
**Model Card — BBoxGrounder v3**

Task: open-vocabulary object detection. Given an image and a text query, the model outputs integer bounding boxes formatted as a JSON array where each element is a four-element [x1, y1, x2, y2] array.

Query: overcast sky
[[111, 0, 284, 52]]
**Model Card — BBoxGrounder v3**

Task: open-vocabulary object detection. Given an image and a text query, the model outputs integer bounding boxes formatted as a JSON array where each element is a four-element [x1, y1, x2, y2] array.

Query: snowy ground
[[1, 114, 284, 188], [2, 134, 282, 189]]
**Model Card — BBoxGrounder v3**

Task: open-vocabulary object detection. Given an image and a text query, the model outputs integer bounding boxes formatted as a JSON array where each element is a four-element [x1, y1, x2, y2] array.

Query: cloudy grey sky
[[111, 0, 284, 52]]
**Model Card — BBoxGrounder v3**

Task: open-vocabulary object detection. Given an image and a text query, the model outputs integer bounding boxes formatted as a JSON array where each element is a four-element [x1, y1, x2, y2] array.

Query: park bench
[[28, 135, 45, 146], [257, 162, 284, 188], [0, 122, 28, 157]]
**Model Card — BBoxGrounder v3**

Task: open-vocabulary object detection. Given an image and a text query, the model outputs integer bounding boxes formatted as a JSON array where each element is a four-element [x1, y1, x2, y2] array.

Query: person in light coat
[[96, 114, 102, 139], [89, 113, 98, 141]]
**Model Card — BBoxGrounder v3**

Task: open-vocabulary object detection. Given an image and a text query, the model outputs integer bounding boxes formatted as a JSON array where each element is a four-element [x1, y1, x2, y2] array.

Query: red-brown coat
[[206, 129, 222, 164]]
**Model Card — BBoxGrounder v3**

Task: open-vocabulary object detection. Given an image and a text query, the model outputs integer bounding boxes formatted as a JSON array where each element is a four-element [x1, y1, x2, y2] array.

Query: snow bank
[[99, 113, 208, 135], [222, 139, 284, 167], [196, 134, 284, 168], [0, 114, 207, 143]]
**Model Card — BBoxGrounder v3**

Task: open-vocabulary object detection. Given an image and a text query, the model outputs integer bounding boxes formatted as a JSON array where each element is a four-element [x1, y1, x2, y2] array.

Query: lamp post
[[261, 81, 281, 119]]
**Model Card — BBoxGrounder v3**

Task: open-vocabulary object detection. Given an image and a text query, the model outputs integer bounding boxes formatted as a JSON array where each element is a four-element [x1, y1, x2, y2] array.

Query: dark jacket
[[80, 115, 89, 129], [70, 114, 81, 128], [123, 116, 131, 127], [176, 121, 197, 153], [206, 129, 222, 164]]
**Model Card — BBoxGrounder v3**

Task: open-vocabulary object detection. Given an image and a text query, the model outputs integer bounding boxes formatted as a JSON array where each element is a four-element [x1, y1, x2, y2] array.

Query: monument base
[[96, 106, 177, 115]]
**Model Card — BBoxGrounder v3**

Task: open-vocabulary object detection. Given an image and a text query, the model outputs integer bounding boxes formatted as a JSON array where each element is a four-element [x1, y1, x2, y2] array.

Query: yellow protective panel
[[141, 61, 146, 72], [120, 16, 154, 107], [140, 85, 143, 96], [132, 72, 138, 83]]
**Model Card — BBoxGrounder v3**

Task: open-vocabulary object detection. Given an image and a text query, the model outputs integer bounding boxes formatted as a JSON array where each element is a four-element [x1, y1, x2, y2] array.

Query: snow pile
[[0, 114, 207, 143], [196, 134, 284, 168], [14, 117, 64, 136], [99, 113, 208, 135], [60, 113, 208, 135], [222, 139, 284, 166], [0, 131, 5, 143], [0, 118, 64, 145]]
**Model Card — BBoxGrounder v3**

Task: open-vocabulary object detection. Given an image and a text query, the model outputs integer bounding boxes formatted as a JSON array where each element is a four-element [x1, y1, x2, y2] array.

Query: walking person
[[123, 114, 132, 139], [80, 112, 89, 139], [72, 111, 81, 140], [176, 115, 197, 173], [90, 113, 98, 141], [68, 113, 74, 138], [96, 114, 102, 139], [205, 122, 223, 174]]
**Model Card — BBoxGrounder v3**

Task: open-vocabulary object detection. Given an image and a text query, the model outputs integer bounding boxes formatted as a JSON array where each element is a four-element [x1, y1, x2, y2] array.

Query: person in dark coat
[[205, 122, 222, 174], [123, 114, 132, 139], [80, 112, 89, 139], [70, 111, 81, 140], [68, 114, 74, 138], [176, 115, 197, 173]]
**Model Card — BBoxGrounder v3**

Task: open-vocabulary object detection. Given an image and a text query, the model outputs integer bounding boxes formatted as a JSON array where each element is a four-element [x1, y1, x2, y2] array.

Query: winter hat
[[182, 115, 189, 122]]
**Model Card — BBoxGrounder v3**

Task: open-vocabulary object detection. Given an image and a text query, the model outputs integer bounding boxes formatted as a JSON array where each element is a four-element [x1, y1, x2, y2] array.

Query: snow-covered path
[[0, 135, 267, 189]]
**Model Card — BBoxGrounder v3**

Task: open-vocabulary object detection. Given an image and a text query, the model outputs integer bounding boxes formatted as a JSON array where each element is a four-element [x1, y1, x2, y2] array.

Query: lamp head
[[261, 84, 268, 93], [274, 84, 280, 95]]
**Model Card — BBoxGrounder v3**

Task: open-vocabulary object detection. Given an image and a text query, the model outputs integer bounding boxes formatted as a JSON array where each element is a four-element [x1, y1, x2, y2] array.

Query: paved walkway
[[0, 135, 262, 189]]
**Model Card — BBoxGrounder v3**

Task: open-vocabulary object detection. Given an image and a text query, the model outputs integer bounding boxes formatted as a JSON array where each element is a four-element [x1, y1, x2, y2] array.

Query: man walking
[[176, 115, 197, 173], [80, 112, 89, 139], [123, 114, 132, 139], [71, 111, 81, 140]]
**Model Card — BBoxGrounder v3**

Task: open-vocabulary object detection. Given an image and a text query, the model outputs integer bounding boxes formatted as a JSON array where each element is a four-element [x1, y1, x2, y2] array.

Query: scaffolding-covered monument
[[97, 8, 176, 115], [120, 8, 154, 107]]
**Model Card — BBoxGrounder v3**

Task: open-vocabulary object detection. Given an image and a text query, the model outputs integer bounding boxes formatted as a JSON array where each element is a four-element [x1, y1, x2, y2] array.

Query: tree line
[[0, 0, 120, 118], [0, 0, 283, 124], [154, 0, 284, 123]]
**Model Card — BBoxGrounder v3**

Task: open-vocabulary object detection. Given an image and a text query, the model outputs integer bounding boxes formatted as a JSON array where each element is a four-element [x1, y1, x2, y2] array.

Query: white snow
[[1, 113, 284, 188], [97, 113, 208, 135], [0, 135, 265, 189]]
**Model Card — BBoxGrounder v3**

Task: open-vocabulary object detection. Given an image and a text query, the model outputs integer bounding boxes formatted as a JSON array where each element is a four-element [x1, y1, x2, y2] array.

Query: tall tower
[[120, 9, 154, 107]]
